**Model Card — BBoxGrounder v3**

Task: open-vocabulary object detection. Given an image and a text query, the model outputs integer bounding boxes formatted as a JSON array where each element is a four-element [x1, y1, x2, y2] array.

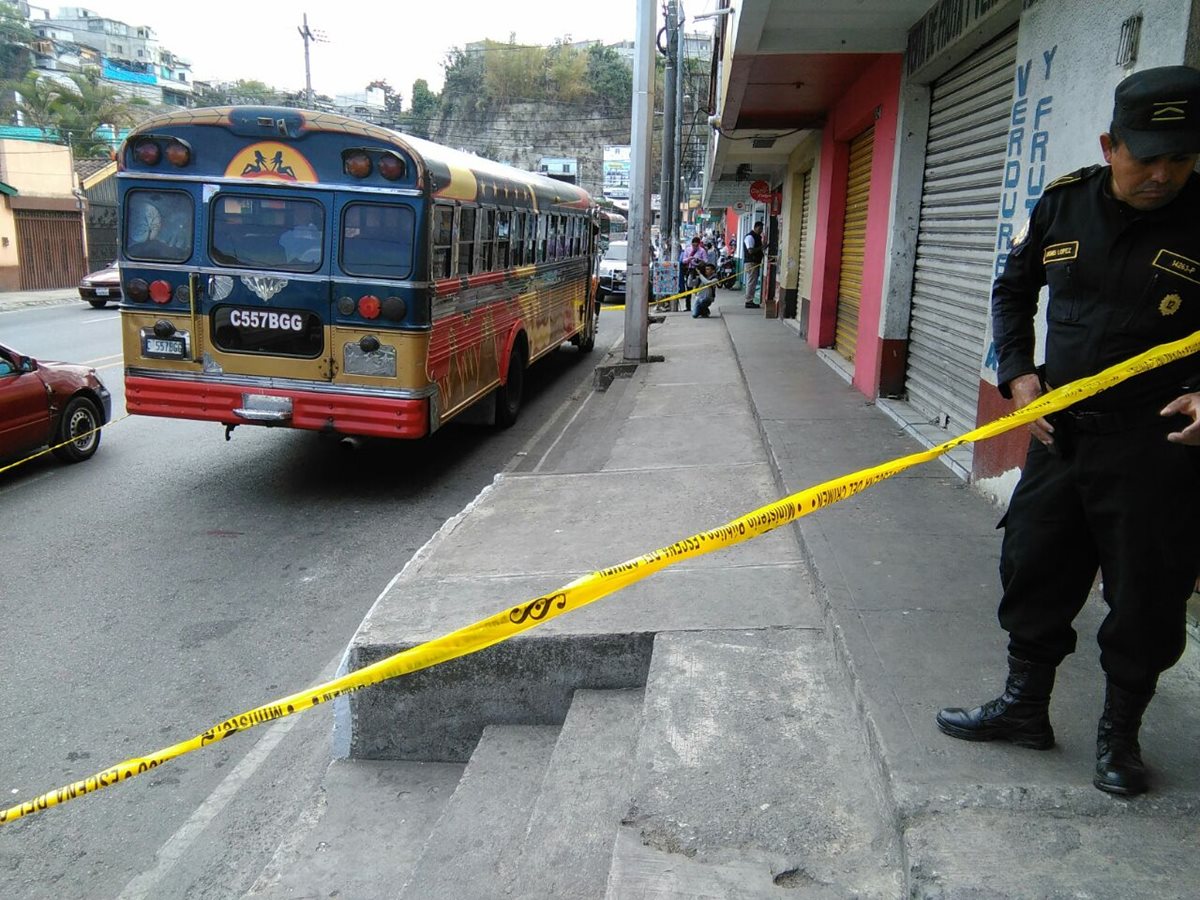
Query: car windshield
[[603, 242, 627, 261]]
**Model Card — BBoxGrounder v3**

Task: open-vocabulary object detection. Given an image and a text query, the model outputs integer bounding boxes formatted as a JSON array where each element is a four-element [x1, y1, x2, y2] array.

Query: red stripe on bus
[[125, 376, 429, 439]]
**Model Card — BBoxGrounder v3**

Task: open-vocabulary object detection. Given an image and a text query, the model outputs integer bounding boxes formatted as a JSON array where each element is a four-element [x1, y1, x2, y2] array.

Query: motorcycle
[[716, 252, 737, 285]]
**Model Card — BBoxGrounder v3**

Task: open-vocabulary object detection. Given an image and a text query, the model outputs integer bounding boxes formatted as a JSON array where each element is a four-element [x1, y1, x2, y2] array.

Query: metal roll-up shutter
[[15, 210, 87, 290], [796, 169, 813, 294], [835, 128, 873, 361], [904, 28, 1018, 432]]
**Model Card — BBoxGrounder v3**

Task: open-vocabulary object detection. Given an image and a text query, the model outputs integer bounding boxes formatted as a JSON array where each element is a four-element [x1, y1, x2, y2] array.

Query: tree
[[2, 70, 60, 133], [406, 77, 438, 138], [0, 1, 33, 83], [55, 72, 147, 156], [367, 79, 403, 115], [546, 41, 589, 104], [586, 44, 632, 110]]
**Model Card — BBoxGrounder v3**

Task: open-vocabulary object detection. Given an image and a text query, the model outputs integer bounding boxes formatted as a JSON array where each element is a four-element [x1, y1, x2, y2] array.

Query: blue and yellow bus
[[116, 106, 599, 440]]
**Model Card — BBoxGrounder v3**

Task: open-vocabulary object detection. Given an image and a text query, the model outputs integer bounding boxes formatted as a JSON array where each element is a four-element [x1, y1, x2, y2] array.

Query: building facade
[[704, 0, 1200, 499]]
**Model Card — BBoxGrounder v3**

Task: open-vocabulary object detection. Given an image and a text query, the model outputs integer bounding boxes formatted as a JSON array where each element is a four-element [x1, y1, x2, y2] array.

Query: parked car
[[78, 262, 121, 308], [597, 240, 628, 303], [0, 342, 111, 465]]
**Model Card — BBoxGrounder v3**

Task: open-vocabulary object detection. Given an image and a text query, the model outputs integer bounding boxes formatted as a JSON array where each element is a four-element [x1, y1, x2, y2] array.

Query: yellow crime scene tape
[[0, 413, 130, 478], [4, 328, 1200, 825], [602, 261, 760, 312]]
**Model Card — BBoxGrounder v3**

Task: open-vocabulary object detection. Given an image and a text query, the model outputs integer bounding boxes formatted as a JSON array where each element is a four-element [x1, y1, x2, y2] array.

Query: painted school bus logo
[[225, 142, 318, 183]]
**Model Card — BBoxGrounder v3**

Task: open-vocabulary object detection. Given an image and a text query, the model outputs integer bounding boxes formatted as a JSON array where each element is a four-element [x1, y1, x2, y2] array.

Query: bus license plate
[[143, 336, 186, 359]]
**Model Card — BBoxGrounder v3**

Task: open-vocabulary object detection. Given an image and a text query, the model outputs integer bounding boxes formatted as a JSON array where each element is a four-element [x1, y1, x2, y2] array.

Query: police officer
[[936, 66, 1200, 797]]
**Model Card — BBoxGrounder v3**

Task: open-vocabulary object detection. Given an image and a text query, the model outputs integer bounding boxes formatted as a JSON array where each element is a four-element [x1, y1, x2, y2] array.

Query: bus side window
[[458, 207, 477, 276], [481, 208, 496, 272], [526, 213, 537, 264], [537, 215, 547, 263], [432, 204, 454, 279], [497, 212, 510, 269], [511, 212, 524, 266]]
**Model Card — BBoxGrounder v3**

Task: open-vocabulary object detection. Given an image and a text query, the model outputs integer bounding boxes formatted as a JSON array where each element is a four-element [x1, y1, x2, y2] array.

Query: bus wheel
[[495, 343, 525, 428], [575, 303, 597, 353]]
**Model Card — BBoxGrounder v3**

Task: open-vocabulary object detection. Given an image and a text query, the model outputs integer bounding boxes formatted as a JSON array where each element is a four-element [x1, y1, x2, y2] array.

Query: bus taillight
[[344, 152, 372, 179], [382, 296, 406, 321], [358, 295, 381, 319], [378, 154, 405, 181], [149, 280, 173, 304], [128, 278, 150, 302], [165, 140, 191, 167], [134, 140, 161, 165]]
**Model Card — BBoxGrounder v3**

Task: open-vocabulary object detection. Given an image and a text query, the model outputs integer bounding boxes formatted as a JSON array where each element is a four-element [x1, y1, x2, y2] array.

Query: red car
[[78, 262, 121, 308], [0, 342, 112, 465]]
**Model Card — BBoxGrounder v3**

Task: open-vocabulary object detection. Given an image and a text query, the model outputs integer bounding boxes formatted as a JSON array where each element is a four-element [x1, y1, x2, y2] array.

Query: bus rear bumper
[[125, 375, 430, 439]]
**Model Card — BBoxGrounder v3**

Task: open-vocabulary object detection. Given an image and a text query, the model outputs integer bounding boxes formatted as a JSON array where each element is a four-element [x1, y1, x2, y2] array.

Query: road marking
[[84, 354, 123, 366], [83, 315, 119, 324], [534, 390, 593, 472], [115, 650, 343, 900], [0, 469, 56, 495]]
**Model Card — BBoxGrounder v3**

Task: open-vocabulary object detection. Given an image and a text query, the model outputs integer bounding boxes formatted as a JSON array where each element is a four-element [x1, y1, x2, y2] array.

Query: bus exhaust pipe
[[339, 435, 363, 451]]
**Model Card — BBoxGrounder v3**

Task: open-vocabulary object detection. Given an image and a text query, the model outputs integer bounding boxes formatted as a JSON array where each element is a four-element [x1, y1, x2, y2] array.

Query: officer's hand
[[1161, 393, 1200, 445], [1010, 373, 1054, 445]]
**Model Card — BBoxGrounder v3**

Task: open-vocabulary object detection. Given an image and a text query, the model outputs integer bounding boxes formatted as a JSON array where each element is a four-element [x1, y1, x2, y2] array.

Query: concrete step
[[242, 757, 463, 899], [606, 629, 904, 899], [504, 688, 644, 899], [399, 724, 559, 900]]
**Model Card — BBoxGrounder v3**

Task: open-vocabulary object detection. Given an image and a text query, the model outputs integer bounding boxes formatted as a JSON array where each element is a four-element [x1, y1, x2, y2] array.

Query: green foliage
[[0, 0, 33, 83], [405, 78, 438, 138], [367, 79, 403, 114], [1, 70, 146, 153], [587, 44, 632, 109], [438, 38, 632, 111]]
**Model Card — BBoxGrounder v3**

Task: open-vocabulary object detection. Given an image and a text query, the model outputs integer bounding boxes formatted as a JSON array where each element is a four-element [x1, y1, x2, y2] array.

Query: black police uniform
[[991, 164, 1200, 694]]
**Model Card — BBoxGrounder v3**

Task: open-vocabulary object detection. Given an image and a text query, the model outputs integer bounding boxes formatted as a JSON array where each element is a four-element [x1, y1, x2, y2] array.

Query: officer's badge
[[1160, 293, 1183, 316]]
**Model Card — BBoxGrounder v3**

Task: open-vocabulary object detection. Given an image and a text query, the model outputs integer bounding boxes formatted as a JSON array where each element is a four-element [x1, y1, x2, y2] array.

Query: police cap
[[1112, 65, 1200, 157]]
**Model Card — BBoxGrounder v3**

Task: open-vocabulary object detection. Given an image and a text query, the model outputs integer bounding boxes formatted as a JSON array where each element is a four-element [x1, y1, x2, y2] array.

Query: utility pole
[[659, 0, 678, 266], [297, 14, 328, 106], [626, 0, 656, 361], [673, 16, 685, 238]]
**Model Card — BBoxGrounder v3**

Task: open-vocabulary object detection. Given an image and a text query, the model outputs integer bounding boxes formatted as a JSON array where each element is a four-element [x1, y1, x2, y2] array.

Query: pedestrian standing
[[743, 222, 764, 308], [936, 66, 1200, 797]]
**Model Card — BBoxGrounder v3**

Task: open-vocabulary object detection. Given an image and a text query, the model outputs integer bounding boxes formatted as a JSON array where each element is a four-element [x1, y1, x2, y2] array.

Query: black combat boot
[[1094, 680, 1153, 796], [936, 655, 1056, 749]]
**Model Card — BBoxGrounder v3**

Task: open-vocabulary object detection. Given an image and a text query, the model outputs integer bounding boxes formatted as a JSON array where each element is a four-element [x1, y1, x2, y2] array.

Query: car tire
[[494, 342, 526, 428], [52, 396, 103, 463], [87, 299, 108, 309]]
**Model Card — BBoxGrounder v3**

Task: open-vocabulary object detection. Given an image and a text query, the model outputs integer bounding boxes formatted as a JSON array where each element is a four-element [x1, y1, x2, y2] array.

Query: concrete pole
[[673, 16, 685, 237], [625, 0, 655, 361], [658, 0, 677, 265]]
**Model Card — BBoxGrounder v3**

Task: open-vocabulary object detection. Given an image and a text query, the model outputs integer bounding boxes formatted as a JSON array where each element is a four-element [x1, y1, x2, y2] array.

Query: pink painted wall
[[807, 54, 902, 398]]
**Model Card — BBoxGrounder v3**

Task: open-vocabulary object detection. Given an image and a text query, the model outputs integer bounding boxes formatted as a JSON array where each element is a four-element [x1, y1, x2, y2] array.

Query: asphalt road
[[0, 299, 621, 899]]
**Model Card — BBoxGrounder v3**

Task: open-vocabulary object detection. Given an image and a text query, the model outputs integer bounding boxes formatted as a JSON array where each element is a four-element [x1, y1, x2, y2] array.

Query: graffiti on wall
[[983, 43, 1058, 374]]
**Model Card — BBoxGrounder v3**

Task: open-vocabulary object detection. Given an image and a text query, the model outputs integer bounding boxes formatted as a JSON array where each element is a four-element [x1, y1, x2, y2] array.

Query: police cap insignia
[[1112, 66, 1200, 157]]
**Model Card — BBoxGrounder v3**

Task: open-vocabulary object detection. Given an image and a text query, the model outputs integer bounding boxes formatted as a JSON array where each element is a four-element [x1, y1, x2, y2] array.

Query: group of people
[[672, 221, 767, 317]]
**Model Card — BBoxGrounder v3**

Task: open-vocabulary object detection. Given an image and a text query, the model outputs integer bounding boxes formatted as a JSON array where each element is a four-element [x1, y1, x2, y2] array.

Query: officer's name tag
[[1151, 249, 1200, 285], [1043, 241, 1079, 264]]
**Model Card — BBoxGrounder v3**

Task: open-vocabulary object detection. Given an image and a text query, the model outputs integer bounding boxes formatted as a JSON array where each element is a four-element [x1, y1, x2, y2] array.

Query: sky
[[41, 0, 717, 104]]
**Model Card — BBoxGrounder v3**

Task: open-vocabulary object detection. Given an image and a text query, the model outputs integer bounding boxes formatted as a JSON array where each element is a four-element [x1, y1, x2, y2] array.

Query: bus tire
[[495, 342, 526, 428], [52, 395, 103, 463]]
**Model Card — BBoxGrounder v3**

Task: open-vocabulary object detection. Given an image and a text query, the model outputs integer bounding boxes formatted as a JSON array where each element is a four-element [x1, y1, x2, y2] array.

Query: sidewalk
[[0, 287, 79, 311], [248, 288, 1199, 899]]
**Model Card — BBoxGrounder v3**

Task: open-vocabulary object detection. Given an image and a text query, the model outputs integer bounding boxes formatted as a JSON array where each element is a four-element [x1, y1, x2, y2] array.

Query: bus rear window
[[210, 196, 324, 272], [340, 203, 415, 279], [125, 189, 194, 262]]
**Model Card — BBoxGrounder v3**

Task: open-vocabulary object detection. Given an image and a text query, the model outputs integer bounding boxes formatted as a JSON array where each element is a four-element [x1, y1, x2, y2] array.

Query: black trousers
[[998, 419, 1200, 694]]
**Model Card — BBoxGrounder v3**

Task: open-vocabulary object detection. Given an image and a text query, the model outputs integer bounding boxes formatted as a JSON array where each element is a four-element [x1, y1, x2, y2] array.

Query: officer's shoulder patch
[[1044, 165, 1102, 193]]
